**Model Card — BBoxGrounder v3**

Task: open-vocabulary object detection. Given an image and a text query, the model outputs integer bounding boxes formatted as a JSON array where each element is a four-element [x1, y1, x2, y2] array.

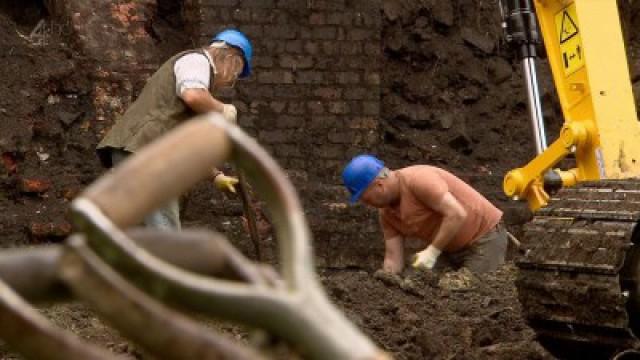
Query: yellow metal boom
[[503, 0, 640, 210]]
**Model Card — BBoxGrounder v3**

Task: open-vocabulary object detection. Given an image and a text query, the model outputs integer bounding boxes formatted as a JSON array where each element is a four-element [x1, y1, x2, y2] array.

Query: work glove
[[411, 245, 442, 271], [373, 269, 403, 287], [221, 103, 237, 123], [214, 173, 239, 194]]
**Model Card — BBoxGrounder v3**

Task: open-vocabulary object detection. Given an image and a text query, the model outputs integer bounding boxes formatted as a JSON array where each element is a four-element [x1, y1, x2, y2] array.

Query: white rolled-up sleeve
[[174, 53, 211, 98]]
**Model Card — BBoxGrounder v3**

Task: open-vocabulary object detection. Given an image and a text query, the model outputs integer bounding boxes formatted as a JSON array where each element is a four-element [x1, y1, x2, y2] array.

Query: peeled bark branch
[[0, 279, 118, 360], [72, 115, 390, 360], [59, 235, 264, 360], [0, 228, 269, 303]]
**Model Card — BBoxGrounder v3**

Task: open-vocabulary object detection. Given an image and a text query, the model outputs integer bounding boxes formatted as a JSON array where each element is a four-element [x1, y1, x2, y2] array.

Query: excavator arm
[[501, 1, 640, 358], [502, 0, 640, 211]]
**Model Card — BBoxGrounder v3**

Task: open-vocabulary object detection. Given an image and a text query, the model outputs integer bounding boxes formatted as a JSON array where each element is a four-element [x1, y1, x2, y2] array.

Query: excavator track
[[516, 180, 640, 359]]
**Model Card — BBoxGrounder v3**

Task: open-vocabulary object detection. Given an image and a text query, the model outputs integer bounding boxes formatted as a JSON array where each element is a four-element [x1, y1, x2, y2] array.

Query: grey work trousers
[[110, 149, 181, 230], [436, 223, 508, 274]]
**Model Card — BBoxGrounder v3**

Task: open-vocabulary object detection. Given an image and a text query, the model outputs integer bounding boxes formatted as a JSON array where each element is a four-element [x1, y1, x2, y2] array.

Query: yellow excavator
[[500, 0, 640, 358]]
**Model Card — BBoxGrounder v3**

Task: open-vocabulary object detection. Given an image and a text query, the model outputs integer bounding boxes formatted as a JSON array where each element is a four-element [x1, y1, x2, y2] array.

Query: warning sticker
[[555, 4, 584, 76]]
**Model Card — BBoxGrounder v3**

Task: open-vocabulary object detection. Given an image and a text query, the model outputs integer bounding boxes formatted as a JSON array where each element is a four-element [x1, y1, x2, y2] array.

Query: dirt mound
[[323, 265, 552, 359], [379, 0, 563, 175], [0, 10, 98, 248]]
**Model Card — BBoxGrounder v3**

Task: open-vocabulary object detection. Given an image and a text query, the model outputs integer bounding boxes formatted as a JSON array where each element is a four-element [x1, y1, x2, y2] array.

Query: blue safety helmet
[[342, 155, 385, 204], [212, 29, 253, 78]]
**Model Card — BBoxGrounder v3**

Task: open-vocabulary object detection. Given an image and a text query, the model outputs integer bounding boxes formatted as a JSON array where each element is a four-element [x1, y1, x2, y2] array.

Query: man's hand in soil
[[411, 245, 442, 271], [214, 173, 239, 193], [373, 269, 403, 287]]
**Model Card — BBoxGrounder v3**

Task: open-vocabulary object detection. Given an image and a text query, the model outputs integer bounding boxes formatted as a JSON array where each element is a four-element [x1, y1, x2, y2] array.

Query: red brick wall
[[186, 0, 381, 183], [184, 0, 384, 267]]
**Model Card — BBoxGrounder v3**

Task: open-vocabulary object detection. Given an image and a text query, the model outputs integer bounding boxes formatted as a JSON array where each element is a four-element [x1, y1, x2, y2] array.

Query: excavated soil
[[322, 266, 551, 360], [3, 0, 640, 359]]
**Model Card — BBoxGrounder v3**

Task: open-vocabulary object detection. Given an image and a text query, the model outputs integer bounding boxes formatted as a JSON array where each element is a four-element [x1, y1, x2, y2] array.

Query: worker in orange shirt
[[342, 155, 508, 276]]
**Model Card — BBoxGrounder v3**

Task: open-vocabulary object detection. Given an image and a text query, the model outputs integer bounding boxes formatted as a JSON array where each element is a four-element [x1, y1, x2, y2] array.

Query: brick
[[276, 144, 303, 157], [203, 0, 239, 6], [218, 8, 232, 22], [251, 9, 279, 23], [365, 72, 380, 85], [238, 115, 256, 128], [275, 115, 302, 128], [328, 131, 355, 143], [312, 27, 337, 40], [258, 129, 294, 144], [344, 87, 367, 100], [317, 145, 344, 159], [347, 117, 378, 129], [309, 115, 339, 129], [288, 102, 306, 115], [327, 101, 350, 114], [310, 0, 345, 10], [339, 41, 362, 55], [288, 158, 306, 169], [296, 71, 327, 84], [231, 8, 251, 22], [253, 56, 274, 68], [1, 152, 17, 174], [274, 86, 308, 99], [304, 41, 320, 55], [363, 131, 378, 146], [240, 0, 275, 7], [277, 0, 309, 8], [353, 11, 380, 27], [362, 101, 379, 116], [321, 41, 339, 55], [280, 55, 314, 69], [308, 101, 325, 114], [336, 72, 360, 84], [269, 101, 287, 114], [312, 87, 342, 100], [348, 28, 372, 41], [241, 24, 264, 38], [249, 100, 269, 115], [285, 40, 303, 53], [264, 25, 297, 39], [28, 221, 72, 239], [327, 12, 352, 25], [61, 187, 81, 201], [257, 71, 294, 84], [309, 12, 325, 25], [19, 178, 52, 194], [364, 42, 381, 56]]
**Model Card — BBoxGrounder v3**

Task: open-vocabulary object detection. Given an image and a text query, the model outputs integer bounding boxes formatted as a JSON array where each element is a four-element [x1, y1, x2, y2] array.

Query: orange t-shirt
[[379, 166, 502, 252]]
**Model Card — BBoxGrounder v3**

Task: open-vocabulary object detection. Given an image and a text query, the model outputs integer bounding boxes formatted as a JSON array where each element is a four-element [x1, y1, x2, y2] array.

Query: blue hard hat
[[342, 155, 385, 204], [212, 29, 253, 78]]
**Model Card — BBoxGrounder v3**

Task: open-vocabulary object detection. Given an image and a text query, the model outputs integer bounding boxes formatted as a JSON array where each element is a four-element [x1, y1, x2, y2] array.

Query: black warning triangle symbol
[[559, 11, 579, 44]]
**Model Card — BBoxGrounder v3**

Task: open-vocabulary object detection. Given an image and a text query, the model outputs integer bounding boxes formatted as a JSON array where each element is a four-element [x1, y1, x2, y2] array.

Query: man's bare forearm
[[383, 236, 404, 274], [182, 89, 225, 114], [429, 214, 465, 251]]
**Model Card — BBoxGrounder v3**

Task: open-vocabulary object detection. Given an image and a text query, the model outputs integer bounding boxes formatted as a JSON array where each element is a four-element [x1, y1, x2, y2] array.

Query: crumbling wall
[[183, 0, 385, 267]]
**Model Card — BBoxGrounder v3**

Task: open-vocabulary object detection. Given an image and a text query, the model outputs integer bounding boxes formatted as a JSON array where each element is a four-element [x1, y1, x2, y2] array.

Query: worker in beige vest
[[96, 29, 253, 230]]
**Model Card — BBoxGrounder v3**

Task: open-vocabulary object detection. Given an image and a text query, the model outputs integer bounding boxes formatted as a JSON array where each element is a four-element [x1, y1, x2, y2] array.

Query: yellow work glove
[[221, 104, 237, 123], [214, 173, 239, 194], [411, 245, 442, 271]]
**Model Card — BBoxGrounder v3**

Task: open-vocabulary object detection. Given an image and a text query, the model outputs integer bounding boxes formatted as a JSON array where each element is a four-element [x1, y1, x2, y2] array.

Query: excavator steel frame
[[503, 0, 640, 211]]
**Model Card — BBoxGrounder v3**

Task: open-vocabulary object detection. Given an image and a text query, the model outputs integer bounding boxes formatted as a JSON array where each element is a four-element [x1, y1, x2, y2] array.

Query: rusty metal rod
[[237, 170, 262, 261]]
